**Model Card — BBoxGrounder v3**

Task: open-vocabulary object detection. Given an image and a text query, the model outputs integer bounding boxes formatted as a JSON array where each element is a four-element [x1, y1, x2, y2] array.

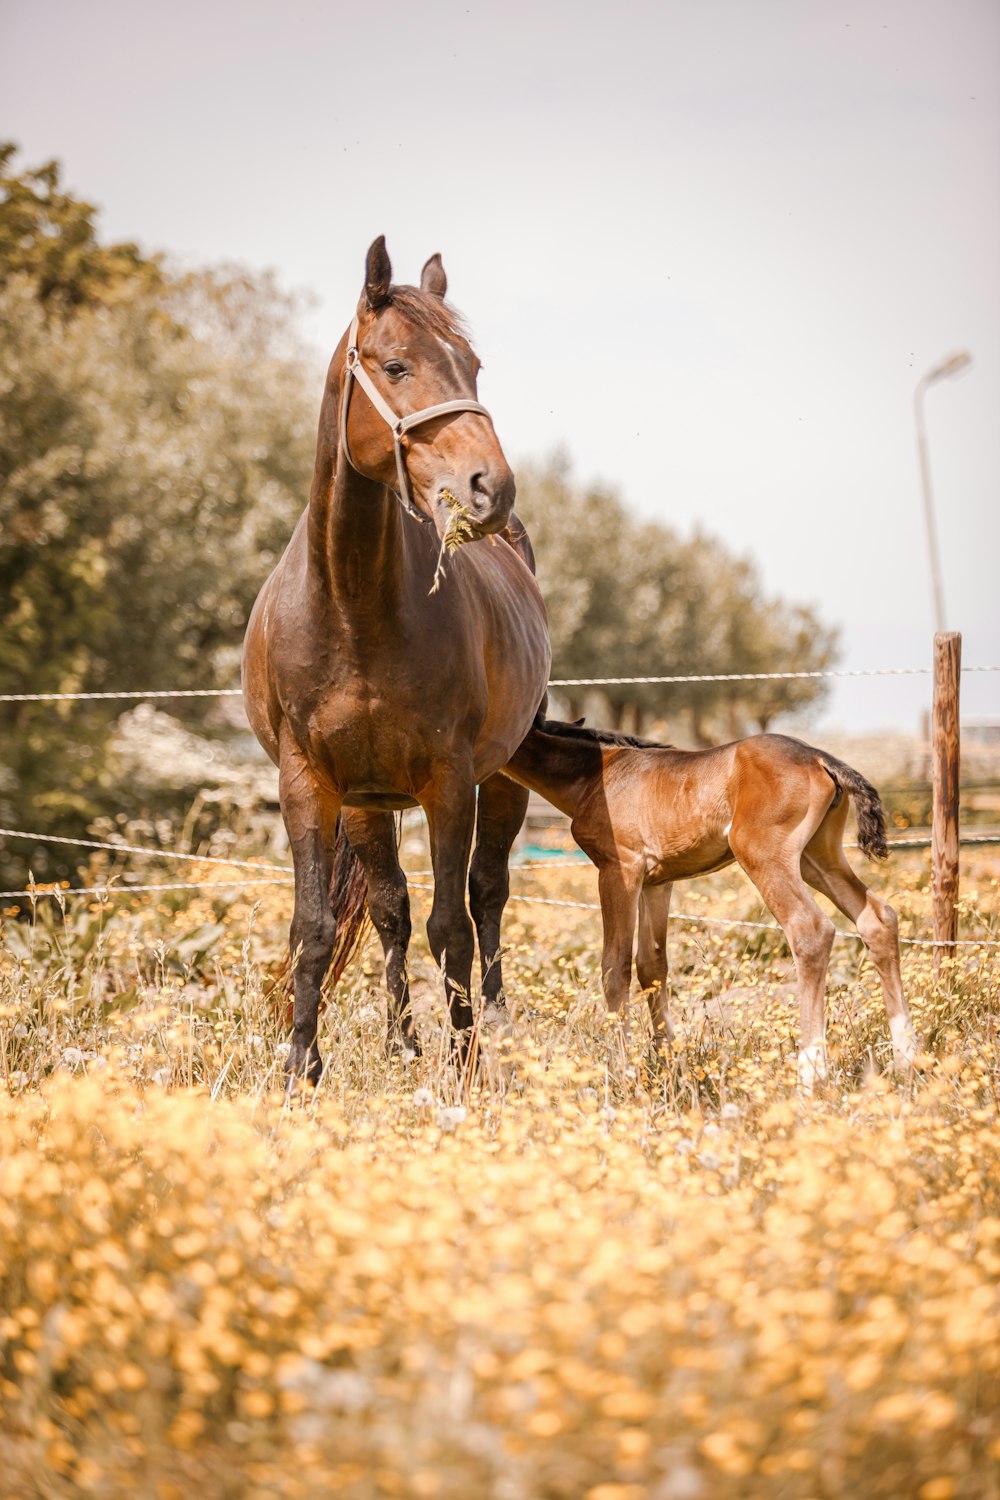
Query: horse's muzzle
[[434, 462, 515, 537]]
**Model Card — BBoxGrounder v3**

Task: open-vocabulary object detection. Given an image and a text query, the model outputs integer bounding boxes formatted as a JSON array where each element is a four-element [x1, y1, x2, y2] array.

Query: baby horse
[[504, 717, 917, 1087]]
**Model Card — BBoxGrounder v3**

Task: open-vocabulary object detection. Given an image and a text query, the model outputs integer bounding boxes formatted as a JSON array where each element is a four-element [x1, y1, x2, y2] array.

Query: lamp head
[[928, 350, 973, 383]]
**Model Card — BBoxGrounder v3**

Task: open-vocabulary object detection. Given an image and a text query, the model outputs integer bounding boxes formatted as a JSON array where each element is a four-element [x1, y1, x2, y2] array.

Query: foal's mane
[[382, 284, 473, 349], [538, 715, 667, 750]]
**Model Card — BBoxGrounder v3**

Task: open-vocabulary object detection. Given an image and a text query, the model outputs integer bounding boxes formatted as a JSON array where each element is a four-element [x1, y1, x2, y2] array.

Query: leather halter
[[339, 313, 492, 523]]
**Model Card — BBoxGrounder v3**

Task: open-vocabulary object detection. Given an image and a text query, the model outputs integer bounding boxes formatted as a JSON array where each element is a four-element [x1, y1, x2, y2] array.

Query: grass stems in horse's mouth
[[429, 488, 477, 594]]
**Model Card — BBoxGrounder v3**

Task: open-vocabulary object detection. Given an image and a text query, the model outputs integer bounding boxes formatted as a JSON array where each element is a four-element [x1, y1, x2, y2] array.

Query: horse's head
[[335, 237, 515, 539]]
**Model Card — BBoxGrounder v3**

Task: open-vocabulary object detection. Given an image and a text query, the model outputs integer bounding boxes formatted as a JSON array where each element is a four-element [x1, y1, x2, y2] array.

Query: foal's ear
[[364, 235, 392, 310], [420, 253, 448, 300]]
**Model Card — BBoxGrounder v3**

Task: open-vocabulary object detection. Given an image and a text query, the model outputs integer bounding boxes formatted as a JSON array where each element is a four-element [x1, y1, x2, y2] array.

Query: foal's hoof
[[890, 1018, 919, 1074], [796, 1043, 829, 1096], [387, 1028, 420, 1064], [451, 1025, 474, 1063], [285, 1042, 323, 1094]]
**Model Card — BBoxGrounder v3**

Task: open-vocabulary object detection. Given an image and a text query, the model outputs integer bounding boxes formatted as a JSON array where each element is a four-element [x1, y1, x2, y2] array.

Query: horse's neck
[[505, 730, 605, 819], [306, 443, 406, 610]]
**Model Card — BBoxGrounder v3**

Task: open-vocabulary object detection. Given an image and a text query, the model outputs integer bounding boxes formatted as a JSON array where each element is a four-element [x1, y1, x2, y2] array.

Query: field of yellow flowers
[[1, 850, 999, 1500]]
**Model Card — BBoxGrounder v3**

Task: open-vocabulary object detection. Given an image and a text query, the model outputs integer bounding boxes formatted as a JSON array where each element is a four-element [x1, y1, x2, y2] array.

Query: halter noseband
[[339, 314, 492, 524]]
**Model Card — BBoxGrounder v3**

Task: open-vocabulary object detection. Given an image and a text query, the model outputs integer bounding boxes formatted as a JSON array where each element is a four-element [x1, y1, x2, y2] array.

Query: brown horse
[[243, 239, 550, 1084], [505, 717, 917, 1087]]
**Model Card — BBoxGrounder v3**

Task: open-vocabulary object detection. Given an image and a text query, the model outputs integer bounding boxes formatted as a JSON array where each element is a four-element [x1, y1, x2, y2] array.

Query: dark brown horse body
[[243, 240, 550, 1083], [505, 718, 917, 1088]]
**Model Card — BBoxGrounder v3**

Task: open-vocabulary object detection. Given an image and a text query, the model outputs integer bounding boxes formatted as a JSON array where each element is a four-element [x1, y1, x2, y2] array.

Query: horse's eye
[[383, 360, 407, 380]]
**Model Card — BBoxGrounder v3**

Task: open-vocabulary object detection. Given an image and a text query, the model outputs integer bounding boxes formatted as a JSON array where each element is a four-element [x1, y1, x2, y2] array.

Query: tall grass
[[1, 852, 998, 1498]]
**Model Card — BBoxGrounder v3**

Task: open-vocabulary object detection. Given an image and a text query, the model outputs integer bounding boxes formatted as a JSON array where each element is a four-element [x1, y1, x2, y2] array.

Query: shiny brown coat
[[505, 718, 917, 1087], [243, 241, 550, 1084]]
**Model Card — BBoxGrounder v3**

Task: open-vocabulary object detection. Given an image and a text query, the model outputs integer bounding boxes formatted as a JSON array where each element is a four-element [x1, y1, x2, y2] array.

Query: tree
[[0, 143, 163, 307], [518, 456, 839, 741], [0, 148, 318, 889]]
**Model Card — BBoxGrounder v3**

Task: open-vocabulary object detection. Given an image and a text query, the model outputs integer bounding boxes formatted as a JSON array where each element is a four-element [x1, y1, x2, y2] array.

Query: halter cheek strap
[[339, 315, 493, 524]]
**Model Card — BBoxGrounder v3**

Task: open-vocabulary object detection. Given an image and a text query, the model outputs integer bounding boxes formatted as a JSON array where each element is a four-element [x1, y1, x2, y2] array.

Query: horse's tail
[[818, 753, 889, 860], [328, 815, 371, 984], [266, 817, 370, 1019]]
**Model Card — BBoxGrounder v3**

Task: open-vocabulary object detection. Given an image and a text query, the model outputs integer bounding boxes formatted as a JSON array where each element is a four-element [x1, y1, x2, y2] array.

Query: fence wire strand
[[2, 825, 998, 879], [2, 664, 998, 702], [3, 833, 997, 948], [3, 655, 998, 947]]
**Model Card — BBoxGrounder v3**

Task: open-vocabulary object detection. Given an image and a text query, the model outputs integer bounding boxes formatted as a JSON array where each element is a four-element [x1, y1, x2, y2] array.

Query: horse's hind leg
[[279, 735, 342, 1089], [636, 882, 674, 1048], [802, 809, 916, 1070], [728, 824, 835, 1091], [469, 772, 529, 1014], [343, 810, 415, 1058]]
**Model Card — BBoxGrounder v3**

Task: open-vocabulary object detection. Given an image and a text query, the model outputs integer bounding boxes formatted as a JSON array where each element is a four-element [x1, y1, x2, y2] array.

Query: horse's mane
[[537, 715, 668, 750], [384, 284, 473, 348]]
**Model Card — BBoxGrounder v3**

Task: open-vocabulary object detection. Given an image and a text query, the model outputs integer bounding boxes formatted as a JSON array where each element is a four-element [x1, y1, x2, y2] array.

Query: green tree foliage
[[0, 147, 317, 888], [0, 142, 164, 307], [520, 455, 839, 741]]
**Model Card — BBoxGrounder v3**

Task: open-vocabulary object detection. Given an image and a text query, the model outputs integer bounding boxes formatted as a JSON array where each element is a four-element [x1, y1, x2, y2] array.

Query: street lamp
[[914, 351, 973, 633]]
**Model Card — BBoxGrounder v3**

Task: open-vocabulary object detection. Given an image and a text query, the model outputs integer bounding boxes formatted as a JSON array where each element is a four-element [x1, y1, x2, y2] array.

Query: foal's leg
[[636, 882, 674, 1047], [597, 861, 644, 1035], [728, 825, 835, 1091], [279, 736, 342, 1088], [802, 808, 916, 1070], [342, 810, 415, 1058], [421, 769, 478, 1037], [469, 772, 529, 1014]]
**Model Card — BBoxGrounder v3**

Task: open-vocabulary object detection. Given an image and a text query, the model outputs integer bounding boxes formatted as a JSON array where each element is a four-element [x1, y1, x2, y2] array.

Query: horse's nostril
[[470, 471, 489, 497]]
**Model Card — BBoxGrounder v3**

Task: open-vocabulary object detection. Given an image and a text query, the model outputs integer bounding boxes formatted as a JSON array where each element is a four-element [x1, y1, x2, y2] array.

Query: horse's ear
[[364, 236, 392, 310], [573, 717, 586, 727], [420, 253, 448, 300]]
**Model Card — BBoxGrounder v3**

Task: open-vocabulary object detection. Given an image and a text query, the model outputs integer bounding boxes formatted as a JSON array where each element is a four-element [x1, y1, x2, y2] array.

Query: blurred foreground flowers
[[1, 857, 998, 1498]]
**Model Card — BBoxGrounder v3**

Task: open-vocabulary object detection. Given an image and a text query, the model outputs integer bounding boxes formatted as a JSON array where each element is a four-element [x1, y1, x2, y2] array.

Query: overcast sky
[[3, 0, 997, 730]]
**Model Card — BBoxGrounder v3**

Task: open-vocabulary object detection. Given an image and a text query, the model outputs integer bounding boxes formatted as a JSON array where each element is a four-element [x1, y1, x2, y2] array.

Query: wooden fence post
[[931, 631, 961, 968]]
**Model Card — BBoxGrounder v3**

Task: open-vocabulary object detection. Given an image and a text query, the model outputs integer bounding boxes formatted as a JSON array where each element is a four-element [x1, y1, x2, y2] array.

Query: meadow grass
[[1, 851, 998, 1499]]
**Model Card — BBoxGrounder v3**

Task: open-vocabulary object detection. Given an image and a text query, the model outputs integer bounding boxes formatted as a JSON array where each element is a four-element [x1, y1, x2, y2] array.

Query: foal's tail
[[818, 753, 889, 860], [328, 816, 371, 984]]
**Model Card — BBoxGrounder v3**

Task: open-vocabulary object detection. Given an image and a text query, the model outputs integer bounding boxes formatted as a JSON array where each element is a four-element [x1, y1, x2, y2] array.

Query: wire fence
[[2, 825, 998, 949], [3, 663, 998, 948], [2, 664, 999, 703], [3, 823, 1000, 882]]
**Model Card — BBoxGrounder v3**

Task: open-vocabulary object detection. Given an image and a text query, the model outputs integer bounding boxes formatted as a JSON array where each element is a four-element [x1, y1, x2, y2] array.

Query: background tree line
[[523, 456, 837, 738], [0, 145, 836, 889]]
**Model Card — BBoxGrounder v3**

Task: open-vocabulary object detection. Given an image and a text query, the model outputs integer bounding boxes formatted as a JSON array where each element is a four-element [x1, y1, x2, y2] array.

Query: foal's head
[[335, 236, 515, 539]]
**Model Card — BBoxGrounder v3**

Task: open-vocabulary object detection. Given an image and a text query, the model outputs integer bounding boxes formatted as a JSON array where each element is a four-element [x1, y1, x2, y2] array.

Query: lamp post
[[914, 350, 972, 967], [913, 351, 972, 633]]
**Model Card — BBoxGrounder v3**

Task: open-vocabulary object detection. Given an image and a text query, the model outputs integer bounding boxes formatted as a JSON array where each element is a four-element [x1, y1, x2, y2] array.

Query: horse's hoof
[[449, 1027, 477, 1076], [480, 1001, 509, 1035], [388, 1030, 420, 1064], [890, 1017, 919, 1073], [285, 1043, 322, 1094], [796, 1043, 829, 1095]]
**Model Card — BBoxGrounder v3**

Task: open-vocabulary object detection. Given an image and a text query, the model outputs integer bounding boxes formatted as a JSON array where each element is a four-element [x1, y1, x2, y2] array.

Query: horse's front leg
[[342, 809, 415, 1057], [279, 736, 342, 1089], [636, 881, 675, 1048], [596, 861, 644, 1036], [421, 771, 478, 1038], [469, 772, 529, 1015]]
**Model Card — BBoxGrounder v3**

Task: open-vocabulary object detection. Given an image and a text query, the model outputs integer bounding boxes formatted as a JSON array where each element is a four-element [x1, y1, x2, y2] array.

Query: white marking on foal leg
[[890, 1012, 918, 1069], [797, 1041, 828, 1093]]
